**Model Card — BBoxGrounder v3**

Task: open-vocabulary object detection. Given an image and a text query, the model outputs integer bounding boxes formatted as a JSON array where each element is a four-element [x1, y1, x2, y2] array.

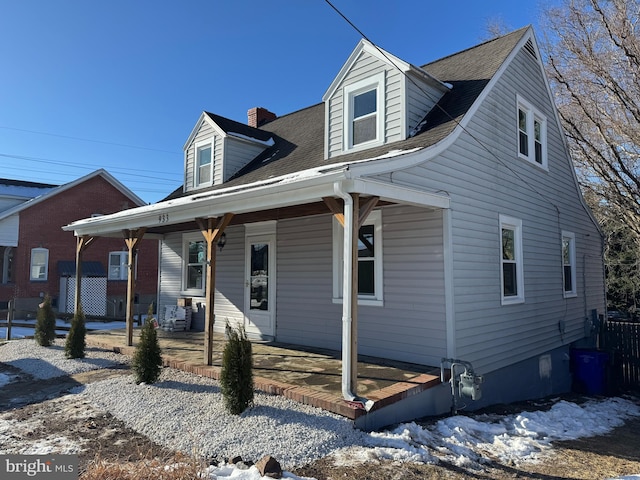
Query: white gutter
[[333, 180, 357, 402]]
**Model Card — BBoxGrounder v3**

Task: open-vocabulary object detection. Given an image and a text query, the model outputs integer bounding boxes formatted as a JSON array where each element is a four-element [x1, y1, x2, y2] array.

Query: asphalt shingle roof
[[165, 27, 529, 201]]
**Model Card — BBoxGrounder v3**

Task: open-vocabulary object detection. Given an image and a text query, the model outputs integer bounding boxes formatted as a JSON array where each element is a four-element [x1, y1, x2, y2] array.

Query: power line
[[0, 152, 182, 183], [0, 125, 181, 155]]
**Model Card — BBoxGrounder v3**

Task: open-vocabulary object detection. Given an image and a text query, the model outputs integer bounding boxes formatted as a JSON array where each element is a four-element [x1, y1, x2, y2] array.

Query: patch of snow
[[227, 132, 275, 147], [363, 397, 640, 468]]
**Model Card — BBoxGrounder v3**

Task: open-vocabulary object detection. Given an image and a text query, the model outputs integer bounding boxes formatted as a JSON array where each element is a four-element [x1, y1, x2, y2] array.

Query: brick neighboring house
[[0, 170, 158, 318]]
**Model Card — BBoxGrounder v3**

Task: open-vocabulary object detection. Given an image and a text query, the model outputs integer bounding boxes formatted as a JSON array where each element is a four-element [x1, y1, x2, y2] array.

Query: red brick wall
[[7, 175, 158, 315]]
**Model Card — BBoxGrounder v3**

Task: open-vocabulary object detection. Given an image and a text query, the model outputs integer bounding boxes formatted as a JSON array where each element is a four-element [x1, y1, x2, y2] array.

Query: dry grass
[[81, 453, 206, 480]]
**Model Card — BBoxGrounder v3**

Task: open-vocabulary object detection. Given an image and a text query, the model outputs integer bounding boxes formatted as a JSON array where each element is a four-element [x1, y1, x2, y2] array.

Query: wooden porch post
[[74, 235, 96, 314], [196, 213, 234, 365], [323, 194, 379, 394], [349, 193, 359, 392], [123, 228, 146, 346]]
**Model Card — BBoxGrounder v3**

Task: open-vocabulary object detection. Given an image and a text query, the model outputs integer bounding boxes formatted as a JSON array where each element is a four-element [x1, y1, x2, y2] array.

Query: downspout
[[334, 181, 357, 402], [334, 181, 373, 412]]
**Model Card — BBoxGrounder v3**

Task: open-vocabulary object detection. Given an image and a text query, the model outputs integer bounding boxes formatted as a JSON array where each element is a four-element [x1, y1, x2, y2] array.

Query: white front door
[[244, 233, 275, 339]]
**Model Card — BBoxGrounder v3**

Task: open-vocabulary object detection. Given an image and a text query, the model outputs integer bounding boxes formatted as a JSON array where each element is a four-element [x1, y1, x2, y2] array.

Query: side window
[[183, 234, 206, 293], [108, 252, 129, 281], [333, 210, 383, 305], [30, 247, 49, 281], [517, 95, 547, 169], [195, 139, 213, 187], [500, 215, 524, 305], [562, 231, 577, 297], [343, 73, 385, 151]]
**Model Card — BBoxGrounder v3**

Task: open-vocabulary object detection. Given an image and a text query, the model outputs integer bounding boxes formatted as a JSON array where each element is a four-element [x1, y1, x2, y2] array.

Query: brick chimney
[[247, 107, 277, 128]]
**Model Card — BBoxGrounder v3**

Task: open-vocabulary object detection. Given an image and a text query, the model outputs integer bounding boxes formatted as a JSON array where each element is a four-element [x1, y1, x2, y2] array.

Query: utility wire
[[0, 152, 182, 183], [0, 125, 181, 155]]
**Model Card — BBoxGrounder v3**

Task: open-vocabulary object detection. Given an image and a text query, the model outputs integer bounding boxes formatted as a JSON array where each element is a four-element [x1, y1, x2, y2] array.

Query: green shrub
[[65, 304, 86, 359], [220, 323, 253, 415], [132, 303, 162, 384], [34, 295, 56, 347]]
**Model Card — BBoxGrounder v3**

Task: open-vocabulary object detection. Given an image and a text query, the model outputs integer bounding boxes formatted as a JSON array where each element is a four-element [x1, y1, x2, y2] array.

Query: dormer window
[[343, 73, 385, 151], [353, 89, 377, 145], [195, 140, 213, 187]]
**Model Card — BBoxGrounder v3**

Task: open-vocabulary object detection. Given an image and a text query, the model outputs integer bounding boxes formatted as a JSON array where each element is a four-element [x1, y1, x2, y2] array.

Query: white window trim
[[499, 215, 524, 305], [517, 95, 548, 170], [332, 209, 383, 306], [108, 251, 128, 281], [30, 247, 49, 281], [194, 138, 214, 188], [182, 232, 206, 296], [108, 251, 137, 281], [343, 72, 386, 152], [562, 231, 577, 298]]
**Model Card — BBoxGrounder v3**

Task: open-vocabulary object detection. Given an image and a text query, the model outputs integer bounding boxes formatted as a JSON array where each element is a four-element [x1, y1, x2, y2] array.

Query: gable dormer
[[323, 39, 450, 159], [182, 110, 275, 193]]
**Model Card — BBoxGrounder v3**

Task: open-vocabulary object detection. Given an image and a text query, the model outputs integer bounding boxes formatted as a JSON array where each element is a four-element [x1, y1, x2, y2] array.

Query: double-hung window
[[195, 139, 213, 187], [108, 252, 129, 281], [333, 210, 383, 305], [30, 247, 49, 281], [517, 95, 547, 168], [562, 231, 576, 297], [183, 233, 206, 293], [343, 73, 385, 151], [500, 215, 524, 305]]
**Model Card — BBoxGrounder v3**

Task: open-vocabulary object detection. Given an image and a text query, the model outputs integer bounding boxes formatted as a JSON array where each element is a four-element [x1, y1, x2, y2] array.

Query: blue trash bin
[[571, 349, 609, 395]]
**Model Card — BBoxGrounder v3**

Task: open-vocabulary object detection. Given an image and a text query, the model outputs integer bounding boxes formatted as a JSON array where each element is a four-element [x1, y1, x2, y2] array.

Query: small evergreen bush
[[132, 303, 162, 384], [220, 323, 253, 415], [34, 295, 56, 347], [65, 304, 86, 359]]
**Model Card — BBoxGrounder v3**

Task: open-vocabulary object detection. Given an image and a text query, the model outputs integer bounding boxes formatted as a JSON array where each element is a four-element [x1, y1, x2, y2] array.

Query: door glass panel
[[250, 243, 269, 310]]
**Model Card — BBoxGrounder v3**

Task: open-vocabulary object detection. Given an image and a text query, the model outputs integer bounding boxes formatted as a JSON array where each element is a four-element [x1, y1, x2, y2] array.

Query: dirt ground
[[1, 361, 639, 480]]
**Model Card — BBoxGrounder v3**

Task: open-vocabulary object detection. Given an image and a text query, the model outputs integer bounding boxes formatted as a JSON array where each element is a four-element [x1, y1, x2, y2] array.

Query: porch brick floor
[[86, 328, 441, 420]]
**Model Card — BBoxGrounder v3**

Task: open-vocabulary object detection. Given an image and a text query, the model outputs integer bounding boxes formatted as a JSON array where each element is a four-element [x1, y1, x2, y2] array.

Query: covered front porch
[[85, 327, 443, 425], [64, 166, 452, 424]]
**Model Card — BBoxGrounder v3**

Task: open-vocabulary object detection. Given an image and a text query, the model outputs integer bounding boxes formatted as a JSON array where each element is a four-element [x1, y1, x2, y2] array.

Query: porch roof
[[63, 165, 450, 237]]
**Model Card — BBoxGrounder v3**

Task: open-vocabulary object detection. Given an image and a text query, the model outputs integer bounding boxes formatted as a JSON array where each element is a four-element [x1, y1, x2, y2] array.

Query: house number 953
[[158, 213, 169, 223]]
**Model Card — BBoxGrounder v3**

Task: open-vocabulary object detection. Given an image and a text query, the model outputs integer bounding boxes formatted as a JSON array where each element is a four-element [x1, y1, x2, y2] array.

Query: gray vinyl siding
[[326, 51, 405, 159], [360, 205, 447, 365], [157, 226, 245, 331], [223, 138, 266, 183], [275, 214, 340, 349], [157, 233, 183, 319], [275, 206, 447, 366], [369, 45, 604, 374], [211, 225, 245, 332], [406, 75, 445, 133]]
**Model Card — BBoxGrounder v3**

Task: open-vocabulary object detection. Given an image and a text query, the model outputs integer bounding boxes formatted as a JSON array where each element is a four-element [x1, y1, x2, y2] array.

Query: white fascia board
[[407, 65, 451, 92], [64, 170, 350, 236], [345, 178, 450, 209], [63, 161, 451, 237], [182, 112, 227, 151], [227, 132, 275, 147]]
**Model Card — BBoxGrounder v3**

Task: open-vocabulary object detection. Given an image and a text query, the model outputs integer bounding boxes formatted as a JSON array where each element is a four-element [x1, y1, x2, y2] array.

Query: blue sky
[[0, 1, 547, 204]]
